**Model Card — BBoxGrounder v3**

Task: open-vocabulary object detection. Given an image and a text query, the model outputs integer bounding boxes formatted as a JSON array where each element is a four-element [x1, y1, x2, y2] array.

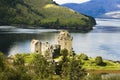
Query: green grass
[[82, 58, 120, 70], [54, 56, 63, 62], [24, 54, 34, 63], [17, 53, 36, 63], [13, 53, 120, 71]]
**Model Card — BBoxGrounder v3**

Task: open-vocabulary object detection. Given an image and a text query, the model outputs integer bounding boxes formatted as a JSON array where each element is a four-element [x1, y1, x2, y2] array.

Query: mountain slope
[[0, 0, 96, 32], [62, 0, 120, 18]]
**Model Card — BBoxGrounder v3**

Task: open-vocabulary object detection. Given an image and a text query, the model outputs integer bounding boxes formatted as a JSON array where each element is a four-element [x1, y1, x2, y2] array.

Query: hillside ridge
[[0, 0, 96, 32]]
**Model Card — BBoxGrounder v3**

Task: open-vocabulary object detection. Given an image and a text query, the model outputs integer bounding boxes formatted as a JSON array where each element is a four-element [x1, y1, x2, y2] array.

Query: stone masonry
[[30, 39, 42, 53]]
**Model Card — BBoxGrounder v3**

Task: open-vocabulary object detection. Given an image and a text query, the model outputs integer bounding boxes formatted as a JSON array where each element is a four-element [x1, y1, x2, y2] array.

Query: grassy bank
[[12, 53, 120, 71], [82, 58, 120, 70]]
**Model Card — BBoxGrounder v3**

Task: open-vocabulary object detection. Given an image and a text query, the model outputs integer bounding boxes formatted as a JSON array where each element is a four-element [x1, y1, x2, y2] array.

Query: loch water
[[0, 18, 120, 60]]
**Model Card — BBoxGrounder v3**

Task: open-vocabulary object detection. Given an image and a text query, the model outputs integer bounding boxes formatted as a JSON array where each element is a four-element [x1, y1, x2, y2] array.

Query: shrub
[[0, 52, 5, 70], [60, 49, 68, 57], [79, 53, 88, 60], [95, 56, 103, 65], [13, 54, 25, 65]]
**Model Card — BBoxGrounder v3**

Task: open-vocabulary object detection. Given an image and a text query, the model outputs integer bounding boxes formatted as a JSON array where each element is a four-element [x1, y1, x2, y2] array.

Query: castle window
[[36, 50, 38, 53]]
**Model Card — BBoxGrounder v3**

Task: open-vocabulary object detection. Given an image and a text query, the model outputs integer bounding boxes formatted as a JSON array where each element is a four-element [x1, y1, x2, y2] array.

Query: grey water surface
[[0, 18, 120, 60]]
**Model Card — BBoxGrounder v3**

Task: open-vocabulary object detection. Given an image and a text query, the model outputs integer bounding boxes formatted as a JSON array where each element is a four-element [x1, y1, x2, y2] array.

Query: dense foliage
[[0, 51, 120, 80], [0, 0, 96, 32], [0, 51, 86, 80]]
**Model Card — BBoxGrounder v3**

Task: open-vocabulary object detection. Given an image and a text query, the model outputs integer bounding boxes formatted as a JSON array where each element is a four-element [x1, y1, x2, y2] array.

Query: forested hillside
[[0, 0, 96, 31]]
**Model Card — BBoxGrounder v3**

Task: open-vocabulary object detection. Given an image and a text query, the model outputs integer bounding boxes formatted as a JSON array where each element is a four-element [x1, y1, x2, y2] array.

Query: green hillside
[[0, 0, 96, 32]]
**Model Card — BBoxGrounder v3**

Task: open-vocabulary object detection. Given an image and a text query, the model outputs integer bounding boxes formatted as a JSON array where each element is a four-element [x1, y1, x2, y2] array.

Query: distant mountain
[[0, 0, 96, 32], [62, 0, 120, 18]]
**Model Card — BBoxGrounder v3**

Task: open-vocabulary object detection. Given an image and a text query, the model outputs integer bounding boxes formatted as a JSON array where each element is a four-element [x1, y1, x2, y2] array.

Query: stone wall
[[30, 39, 42, 53], [41, 42, 52, 59]]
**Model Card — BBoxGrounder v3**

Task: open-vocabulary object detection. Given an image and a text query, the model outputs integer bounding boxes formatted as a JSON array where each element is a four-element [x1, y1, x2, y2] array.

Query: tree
[[13, 54, 25, 65], [0, 52, 5, 71], [61, 49, 68, 55], [30, 54, 55, 79], [0, 53, 31, 80], [60, 51, 70, 79], [61, 55, 86, 80], [61, 61, 70, 80], [69, 57, 86, 80], [95, 56, 103, 65], [0, 65, 32, 80], [54, 49, 69, 78]]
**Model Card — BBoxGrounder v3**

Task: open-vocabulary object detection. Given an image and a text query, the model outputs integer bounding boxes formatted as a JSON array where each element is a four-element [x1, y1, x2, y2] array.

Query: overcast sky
[[53, 0, 90, 4]]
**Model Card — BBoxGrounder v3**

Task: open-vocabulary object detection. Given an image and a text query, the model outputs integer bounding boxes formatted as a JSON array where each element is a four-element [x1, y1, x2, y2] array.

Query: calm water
[[0, 18, 120, 60]]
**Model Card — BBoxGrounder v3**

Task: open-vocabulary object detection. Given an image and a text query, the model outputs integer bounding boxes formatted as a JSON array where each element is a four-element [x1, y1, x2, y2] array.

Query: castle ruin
[[56, 30, 73, 52], [30, 30, 73, 59]]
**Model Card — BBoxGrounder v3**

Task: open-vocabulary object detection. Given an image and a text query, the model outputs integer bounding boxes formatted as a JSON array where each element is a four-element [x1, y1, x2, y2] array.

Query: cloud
[[53, 0, 91, 4], [117, 4, 120, 8]]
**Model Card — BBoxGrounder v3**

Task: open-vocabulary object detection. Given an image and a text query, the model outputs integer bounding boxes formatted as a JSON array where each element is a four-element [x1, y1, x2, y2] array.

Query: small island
[[0, 31, 120, 80]]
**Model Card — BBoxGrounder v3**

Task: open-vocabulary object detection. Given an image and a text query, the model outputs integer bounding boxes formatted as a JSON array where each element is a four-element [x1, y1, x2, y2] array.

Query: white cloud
[[117, 4, 120, 8], [53, 0, 90, 4], [105, 11, 120, 18]]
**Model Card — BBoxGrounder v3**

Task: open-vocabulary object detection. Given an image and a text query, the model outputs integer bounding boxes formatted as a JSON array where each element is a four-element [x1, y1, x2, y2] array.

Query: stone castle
[[30, 30, 73, 59]]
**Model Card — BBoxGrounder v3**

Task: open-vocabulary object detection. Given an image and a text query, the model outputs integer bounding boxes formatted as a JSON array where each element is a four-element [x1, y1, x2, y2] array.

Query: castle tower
[[30, 39, 42, 53], [56, 30, 73, 52]]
